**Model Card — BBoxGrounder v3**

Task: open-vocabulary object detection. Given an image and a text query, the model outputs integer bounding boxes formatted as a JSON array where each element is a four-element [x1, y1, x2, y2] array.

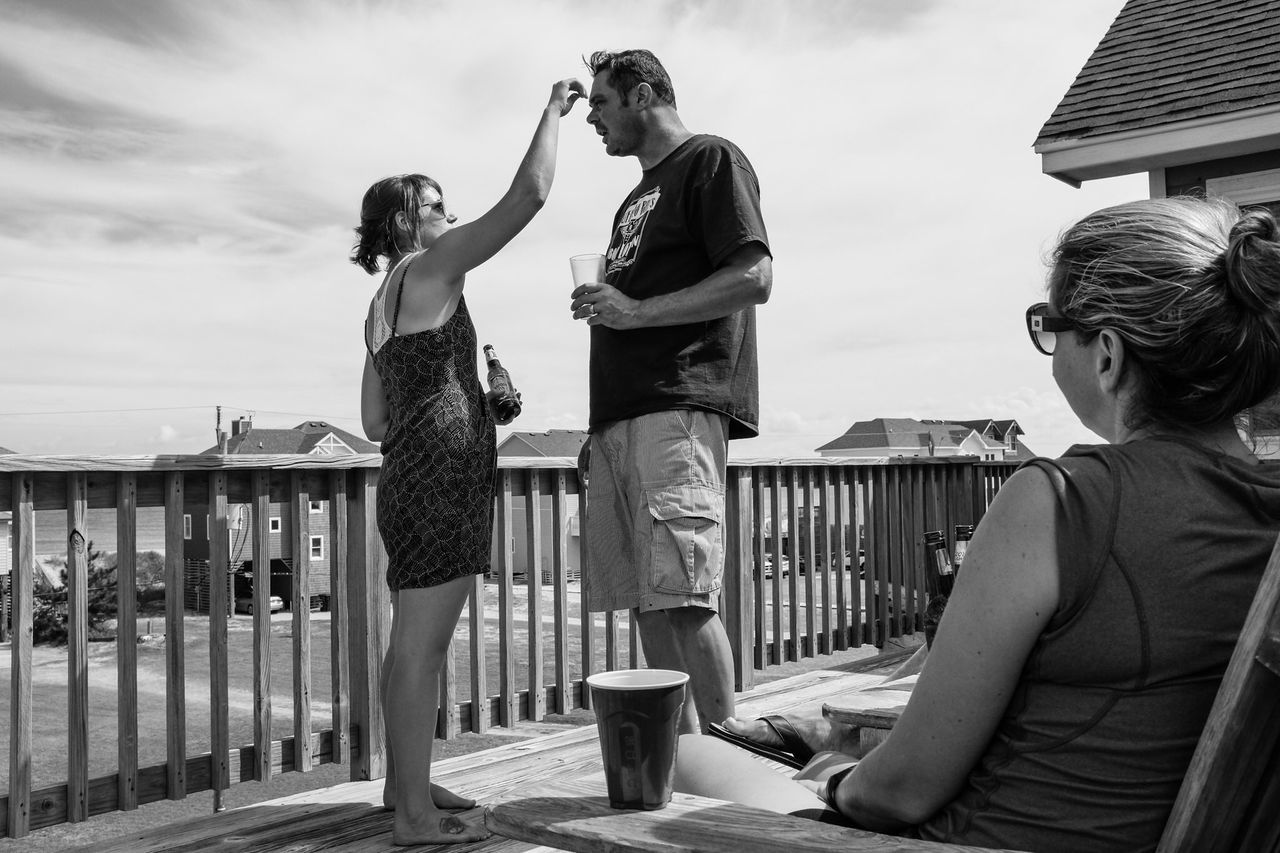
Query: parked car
[[235, 594, 284, 615], [754, 553, 790, 580]]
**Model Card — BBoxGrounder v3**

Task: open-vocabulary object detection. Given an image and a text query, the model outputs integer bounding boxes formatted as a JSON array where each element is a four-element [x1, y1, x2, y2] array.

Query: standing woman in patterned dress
[[350, 78, 584, 846]]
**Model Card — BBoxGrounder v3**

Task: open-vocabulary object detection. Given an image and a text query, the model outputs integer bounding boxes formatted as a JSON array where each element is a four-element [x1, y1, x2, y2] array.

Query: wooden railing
[[0, 453, 1016, 838]]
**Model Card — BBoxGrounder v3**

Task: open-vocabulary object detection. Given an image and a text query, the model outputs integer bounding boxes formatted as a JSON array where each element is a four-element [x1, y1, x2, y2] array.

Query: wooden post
[[163, 472, 186, 801], [347, 468, 388, 781], [526, 471, 545, 722], [469, 574, 488, 733], [251, 470, 273, 782], [498, 470, 516, 728], [327, 471, 351, 765], [551, 471, 570, 714], [723, 466, 754, 692], [8, 472, 34, 838], [208, 471, 230, 807], [290, 472, 313, 772], [66, 472, 90, 823], [116, 473, 139, 811]]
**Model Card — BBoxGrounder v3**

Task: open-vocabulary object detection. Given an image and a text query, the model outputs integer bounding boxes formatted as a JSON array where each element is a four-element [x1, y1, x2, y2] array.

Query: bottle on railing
[[923, 530, 955, 598], [483, 344, 522, 425], [922, 530, 954, 648], [953, 524, 975, 576]]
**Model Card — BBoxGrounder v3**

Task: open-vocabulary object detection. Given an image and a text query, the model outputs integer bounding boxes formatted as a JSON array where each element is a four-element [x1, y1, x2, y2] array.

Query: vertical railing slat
[[864, 468, 881, 646], [551, 471, 570, 714], [438, 638, 458, 738], [628, 610, 639, 668], [817, 468, 833, 655], [66, 472, 89, 822], [116, 473, 139, 811], [208, 472, 230, 806], [7, 472, 34, 838], [605, 610, 619, 671], [348, 468, 388, 782], [785, 467, 800, 661], [833, 467, 851, 651], [251, 470, 272, 782], [802, 468, 817, 658], [723, 466, 754, 691], [290, 472, 313, 771], [887, 467, 905, 643], [469, 574, 488, 733], [498, 470, 516, 727], [578, 472, 595, 709], [328, 471, 350, 764], [752, 468, 768, 670], [768, 468, 783, 666], [163, 472, 186, 801], [526, 470, 545, 722]]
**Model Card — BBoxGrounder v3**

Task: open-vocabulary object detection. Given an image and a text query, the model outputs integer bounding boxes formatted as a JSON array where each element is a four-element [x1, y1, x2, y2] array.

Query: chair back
[[1157, 531, 1280, 853]]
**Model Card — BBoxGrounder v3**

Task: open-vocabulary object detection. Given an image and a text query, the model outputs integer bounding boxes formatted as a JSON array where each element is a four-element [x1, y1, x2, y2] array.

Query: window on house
[[183, 514, 192, 540], [310, 535, 325, 560], [309, 501, 323, 513], [270, 517, 281, 533]]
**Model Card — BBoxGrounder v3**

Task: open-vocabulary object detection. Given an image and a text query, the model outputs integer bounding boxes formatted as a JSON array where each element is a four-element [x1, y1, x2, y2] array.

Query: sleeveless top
[[913, 437, 1280, 852]]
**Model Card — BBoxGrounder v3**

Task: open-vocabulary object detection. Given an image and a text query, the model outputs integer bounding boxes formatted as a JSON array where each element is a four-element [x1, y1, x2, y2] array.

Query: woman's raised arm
[[419, 78, 584, 282]]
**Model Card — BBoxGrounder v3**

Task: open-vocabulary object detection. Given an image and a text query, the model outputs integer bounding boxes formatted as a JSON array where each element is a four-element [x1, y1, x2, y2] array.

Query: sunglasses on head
[[1025, 302, 1086, 355]]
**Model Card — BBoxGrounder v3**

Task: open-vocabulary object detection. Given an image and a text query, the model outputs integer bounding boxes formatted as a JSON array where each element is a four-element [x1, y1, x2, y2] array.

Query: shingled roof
[[200, 421, 379, 455], [496, 429, 589, 458], [1035, 0, 1280, 184]]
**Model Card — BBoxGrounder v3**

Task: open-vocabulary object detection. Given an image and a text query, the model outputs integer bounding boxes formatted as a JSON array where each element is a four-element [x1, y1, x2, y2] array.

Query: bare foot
[[393, 812, 490, 846], [383, 782, 477, 812]]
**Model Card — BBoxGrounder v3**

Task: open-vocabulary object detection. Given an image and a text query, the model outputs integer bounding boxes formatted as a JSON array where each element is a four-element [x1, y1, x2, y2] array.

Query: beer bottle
[[953, 524, 975, 576], [483, 344, 522, 424], [922, 530, 954, 649], [923, 530, 955, 597]]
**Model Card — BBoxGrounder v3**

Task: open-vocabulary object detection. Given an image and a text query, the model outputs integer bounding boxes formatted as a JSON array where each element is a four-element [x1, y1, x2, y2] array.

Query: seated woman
[[675, 196, 1280, 853]]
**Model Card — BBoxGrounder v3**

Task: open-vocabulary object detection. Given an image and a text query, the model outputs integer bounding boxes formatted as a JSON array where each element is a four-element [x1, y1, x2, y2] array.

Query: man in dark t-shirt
[[572, 49, 772, 734]]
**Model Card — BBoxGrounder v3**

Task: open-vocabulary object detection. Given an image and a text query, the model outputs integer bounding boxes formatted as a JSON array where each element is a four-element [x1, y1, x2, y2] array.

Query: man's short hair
[[585, 49, 677, 108]]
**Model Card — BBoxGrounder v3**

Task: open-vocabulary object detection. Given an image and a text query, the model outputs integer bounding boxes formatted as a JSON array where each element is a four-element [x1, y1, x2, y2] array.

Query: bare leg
[[674, 734, 824, 813], [384, 577, 489, 845], [636, 607, 736, 734], [380, 598, 475, 813]]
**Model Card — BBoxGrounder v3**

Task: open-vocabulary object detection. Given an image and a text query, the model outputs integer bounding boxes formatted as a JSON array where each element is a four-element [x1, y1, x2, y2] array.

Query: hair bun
[[1222, 207, 1280, 313]]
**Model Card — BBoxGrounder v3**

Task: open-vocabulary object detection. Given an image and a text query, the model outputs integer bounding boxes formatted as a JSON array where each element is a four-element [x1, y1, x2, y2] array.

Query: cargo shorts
[[582, 409, 728, 614]]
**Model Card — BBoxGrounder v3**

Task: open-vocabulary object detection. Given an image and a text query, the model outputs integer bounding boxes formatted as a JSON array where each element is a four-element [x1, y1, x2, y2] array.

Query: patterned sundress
[[367, 254, 496, 590]]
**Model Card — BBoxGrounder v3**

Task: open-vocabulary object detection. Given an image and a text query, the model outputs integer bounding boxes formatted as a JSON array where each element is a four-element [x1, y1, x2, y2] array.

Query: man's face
[[586, 73, 641, 158]]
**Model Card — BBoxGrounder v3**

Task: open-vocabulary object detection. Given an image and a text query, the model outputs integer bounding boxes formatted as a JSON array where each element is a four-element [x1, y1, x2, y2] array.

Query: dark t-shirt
[[589, 134, 769, 439]]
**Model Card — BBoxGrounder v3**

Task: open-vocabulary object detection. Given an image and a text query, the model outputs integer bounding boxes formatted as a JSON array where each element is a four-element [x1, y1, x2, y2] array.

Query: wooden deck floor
[[64, 652, 914, 853]]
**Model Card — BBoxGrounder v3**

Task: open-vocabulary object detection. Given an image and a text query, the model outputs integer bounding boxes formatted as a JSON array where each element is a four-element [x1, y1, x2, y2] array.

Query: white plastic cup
[[570, 253, 607, 288]]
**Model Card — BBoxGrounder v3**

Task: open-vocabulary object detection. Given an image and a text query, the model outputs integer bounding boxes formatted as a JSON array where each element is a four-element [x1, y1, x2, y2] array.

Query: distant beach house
[[1034, 0, 1280, 453], [494, 429, 589, 581], [496, 428, 588, 458], [185, 417, 380, 613], [815, 418, 1036, 462]]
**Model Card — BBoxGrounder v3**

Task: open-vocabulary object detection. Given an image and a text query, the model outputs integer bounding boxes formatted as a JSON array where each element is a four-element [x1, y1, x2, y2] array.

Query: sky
[[0, 0, 1149, 460]]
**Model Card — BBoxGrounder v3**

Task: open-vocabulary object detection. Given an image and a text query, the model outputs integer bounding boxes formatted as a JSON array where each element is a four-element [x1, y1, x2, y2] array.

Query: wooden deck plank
[[56, 660, 911, 852]]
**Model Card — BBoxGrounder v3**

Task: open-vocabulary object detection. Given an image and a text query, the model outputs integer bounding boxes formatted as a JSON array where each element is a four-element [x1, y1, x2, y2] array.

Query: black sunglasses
[[1025, 302, 1085, 355]]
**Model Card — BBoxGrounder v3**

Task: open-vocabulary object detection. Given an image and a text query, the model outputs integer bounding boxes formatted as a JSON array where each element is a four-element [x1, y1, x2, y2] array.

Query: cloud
[[0, 0, 1141, 458]]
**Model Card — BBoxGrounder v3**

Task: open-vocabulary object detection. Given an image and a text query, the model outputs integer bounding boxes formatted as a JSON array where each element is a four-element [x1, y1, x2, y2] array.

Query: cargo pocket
[[645, 483, 724, 595]]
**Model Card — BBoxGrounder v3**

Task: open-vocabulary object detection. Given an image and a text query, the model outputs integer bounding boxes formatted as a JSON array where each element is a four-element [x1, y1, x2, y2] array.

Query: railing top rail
[[0, 453, 384, 473], [0, 453, 1027, 474], [727, 455, 1024, 467]]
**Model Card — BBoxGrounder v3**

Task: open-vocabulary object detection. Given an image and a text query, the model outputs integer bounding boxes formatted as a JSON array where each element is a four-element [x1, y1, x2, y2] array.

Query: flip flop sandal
[[706, 715, 814, 769]]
